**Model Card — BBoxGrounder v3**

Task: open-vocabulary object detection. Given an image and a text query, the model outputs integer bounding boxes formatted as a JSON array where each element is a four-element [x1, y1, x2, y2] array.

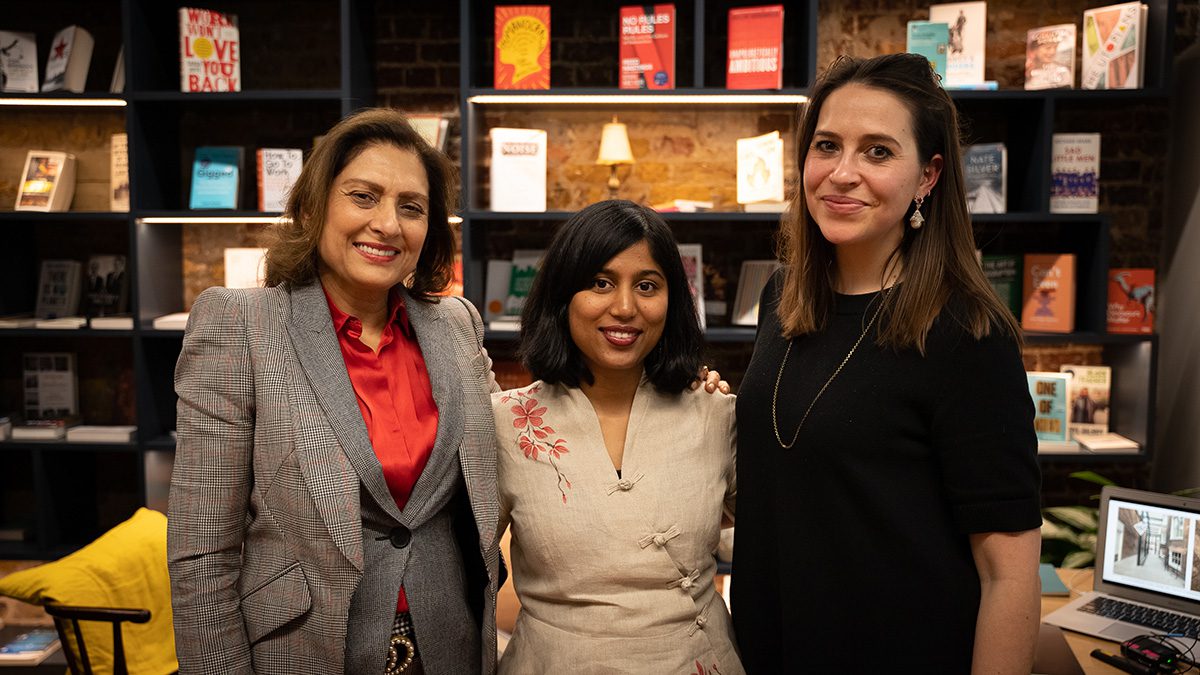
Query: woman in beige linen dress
[[493, 200, 742, 674]]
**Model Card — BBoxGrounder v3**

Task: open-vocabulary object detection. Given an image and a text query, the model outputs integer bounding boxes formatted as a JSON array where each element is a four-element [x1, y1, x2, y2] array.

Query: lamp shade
[[596, 119, 635, 165]]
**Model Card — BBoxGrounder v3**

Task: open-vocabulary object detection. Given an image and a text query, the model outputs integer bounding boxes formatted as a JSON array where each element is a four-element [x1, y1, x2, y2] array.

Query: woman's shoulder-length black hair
[[519, 199, 703, 394]]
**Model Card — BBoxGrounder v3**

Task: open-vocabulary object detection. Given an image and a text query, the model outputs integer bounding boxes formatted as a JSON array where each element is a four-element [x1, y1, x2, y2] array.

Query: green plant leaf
[[1043, 506, 1099, 532], [1062, 550, 1095, 568], [1069, 471, 1117, 487], [1041, 519, 1081, 544]]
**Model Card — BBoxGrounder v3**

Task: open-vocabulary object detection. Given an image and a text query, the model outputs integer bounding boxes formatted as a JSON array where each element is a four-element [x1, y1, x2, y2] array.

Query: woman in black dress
[[732, 53, 1042, 673]]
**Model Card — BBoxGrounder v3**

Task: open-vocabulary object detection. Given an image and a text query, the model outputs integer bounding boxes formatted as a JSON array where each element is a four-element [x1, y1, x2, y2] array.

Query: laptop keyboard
[[1080, 596, 1200, 637]]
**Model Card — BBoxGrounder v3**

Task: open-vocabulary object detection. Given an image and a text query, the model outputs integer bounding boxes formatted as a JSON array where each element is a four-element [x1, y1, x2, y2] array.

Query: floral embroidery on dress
[[502, 385, 572, 503], [692, 661, 722, 675]]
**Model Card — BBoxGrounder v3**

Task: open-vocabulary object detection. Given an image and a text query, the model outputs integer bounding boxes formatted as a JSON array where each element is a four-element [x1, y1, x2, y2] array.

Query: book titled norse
[[179, 7, 241, 92], [190, 146, 243, 209], [489, 127, 547, 212], [962, 142, 1006, 213], [16, 151, 76, 212], [929, 2, 987, 87], [981, 253, 1021, 316], [736, 130, 785, 205], [256, 148, 302, 212], [1027, 371, 1073, 446], [1021, 253, 1075, 333], [1059, 364, 1111, 438], [494, 6, 550, 89], [726, 5, 784, 90], [906, 21, 949, 83], [0, 31, 38, 92], [1107, 268, 1155, 334], [1025, 24, 1076, 90], [41, 25, 93, 92], [1050, 133, 1100, 214], [23, 352, 78, 420], [111, 133, 130, 211], [677, 243, 706, 330], [85, 254, 128, 317], [1082, 2, 1148, 90], [619, 4, 675, 90]]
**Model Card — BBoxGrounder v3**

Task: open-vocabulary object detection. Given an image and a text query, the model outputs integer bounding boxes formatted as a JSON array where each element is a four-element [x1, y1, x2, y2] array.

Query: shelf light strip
[[468, 94, 807, 105], [139, 215, 465, 225], [0, 97, 127, 107]]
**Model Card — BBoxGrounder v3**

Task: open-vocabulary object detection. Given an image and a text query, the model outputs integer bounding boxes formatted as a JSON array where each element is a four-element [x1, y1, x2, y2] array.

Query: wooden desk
[[1040, 568, 1131, 675]]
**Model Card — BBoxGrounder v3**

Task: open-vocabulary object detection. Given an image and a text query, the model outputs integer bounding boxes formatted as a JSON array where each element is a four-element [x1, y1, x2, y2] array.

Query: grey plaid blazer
[[168, 280, 500, 675]]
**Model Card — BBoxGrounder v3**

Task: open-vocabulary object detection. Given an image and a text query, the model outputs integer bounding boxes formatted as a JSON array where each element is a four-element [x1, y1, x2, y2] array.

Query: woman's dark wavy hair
[[262, 108, 458, 302], [519, 200, 703, 394]]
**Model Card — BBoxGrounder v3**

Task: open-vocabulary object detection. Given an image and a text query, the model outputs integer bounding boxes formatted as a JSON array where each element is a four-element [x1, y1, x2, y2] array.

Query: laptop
[[1043, 486, 1200, 643]]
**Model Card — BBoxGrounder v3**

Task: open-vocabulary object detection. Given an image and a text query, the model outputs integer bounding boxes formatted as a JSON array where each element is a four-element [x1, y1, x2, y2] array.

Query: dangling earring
[[909, 194, 925, 229]]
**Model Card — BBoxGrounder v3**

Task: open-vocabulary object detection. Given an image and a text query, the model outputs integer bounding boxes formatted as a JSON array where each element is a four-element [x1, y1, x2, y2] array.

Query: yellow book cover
[[495, 6, 550, 89]]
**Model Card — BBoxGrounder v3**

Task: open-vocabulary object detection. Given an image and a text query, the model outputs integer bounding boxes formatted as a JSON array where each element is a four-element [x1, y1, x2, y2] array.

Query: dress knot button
[[695, 615, 707, 629], [652, 534, 667, 547], [616, 479, 633, 491]]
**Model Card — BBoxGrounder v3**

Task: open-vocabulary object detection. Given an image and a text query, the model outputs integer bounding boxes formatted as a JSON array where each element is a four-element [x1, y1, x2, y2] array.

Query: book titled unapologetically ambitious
[[494, 6, 550, 89], [179, 7, 241, 92], [619, 5, 675, 89], [726, 5, 784, 90]]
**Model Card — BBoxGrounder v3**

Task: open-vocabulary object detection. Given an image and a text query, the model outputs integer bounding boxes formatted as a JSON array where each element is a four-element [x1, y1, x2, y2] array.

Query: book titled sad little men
[[619, 4, 675, 90], [495, 6, 550, 90], [1021, 253, 1075, 333], [179, 7, 241, 92]]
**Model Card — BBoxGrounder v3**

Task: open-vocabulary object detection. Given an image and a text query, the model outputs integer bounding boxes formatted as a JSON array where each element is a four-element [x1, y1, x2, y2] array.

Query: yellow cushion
[[0, 508, 177, 675]]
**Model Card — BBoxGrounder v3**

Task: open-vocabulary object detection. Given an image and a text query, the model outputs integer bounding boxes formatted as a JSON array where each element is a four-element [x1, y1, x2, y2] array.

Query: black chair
[[43, 604, 151, 675]]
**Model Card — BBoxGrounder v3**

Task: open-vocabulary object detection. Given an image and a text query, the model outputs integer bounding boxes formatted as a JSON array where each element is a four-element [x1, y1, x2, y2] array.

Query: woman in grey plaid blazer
[[168, 109, 502, 675]]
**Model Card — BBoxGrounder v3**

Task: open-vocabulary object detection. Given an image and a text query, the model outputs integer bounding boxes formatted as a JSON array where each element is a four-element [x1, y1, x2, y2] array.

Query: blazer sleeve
[[167, 287, 256, 674], [453, 295, 500, 394]]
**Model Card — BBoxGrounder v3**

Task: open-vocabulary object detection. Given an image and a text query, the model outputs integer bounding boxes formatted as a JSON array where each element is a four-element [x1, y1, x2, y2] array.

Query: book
[[90, 315, 134, 330], [929, 2, 987, 87], [0, 315, 37, 329], [677, 243, 706, 330], [494, 6, 550, 90], [223, 247, 267, 288], [42, 25, 93, 92], [1077, 432, 1139, 453], [190, 146, 243, 209], [23, 352, 78, 420], [84, 254, 128, 317], [111, 133, 130, 211], [736, 131, 785, 204], [11, 418, 79, 441], [153, 312, 191, 330], [484, 260, 514, 323], [407, 115, 449, 151], [15, 150, 77, 212], [619, 4, 675, 90], [179, 7, 241, 92], [1082, 2, 1148, 90], [1028, 371, 1072, 444], [906, 21, 949, 82], [732, 260, 782, 326], [1039, 563, 1070, 596], [1050, 133, 1100, 214], [504, 249, 544, 321], [256, 148, 302, 212], [1021, 253, 1075, 333], [652, 199, 714, 213], [0, 628, 60, 665], [1059, 364, 1111, 438], [34, 316, 86, 329], [1107, 268, 1155, 334], [110, 44, 125, 92], [489, 128, 547, 212], [1025, 24, 1076, 90], [35, 259, 83, 319], [67, 425, 137, 443], [0, 31, 38, 93], [962, 142, 1006, 214], [726, 5, 784, 90], [981, 254, 1021, 316]]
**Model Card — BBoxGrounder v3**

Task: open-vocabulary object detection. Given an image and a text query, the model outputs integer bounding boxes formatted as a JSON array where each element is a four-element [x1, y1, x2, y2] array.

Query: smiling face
[[803, 83, 941, 259], [568, 240, 669, 383], [317, 142, 430, 311]]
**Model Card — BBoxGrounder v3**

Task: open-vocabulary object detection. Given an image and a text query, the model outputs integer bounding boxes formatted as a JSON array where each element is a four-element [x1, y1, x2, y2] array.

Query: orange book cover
[[727, 4, 784, 90], [495, 6, 550, 89], [1022, 253, 1076, 333], [619, 4, 675, 89], [1107, 268, 1155, 334]]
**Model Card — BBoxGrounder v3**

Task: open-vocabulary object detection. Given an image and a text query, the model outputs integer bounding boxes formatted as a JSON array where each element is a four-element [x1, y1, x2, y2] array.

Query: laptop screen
[[1101, 495, 1200, 603]]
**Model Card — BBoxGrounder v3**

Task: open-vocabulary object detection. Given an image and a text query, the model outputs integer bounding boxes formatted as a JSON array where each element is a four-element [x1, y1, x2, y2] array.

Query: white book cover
[[732, 260, 782, 326], [224, 247, 268, 288], [962, 142, 1006, 214], [1078, 432, 1139, 452], [16, 150, 77, 212], [35, 259, 82, 319], [256, 148, 302, 212], [484, 260, 514, 323], [179, 7, 242, 92], [67, 425, 137, 443], [153, 312, 191, 330], [929, 2, 987, 87], [11, 426, 67, 441], [489, 127, 547, 212], [90, 316, 134, 330], [736, 131, 785, 204], [677, 243, 706, 330], [111, 133, 130, 212], [1025, 24, 1076, 90], [23, 352, 78, 419], [1050, 133, 1101, 214], [41, 25, 93, 93], [1082, 2, 1147, 90], [34, 316, 86, 329], [0, 31, 38, 92], [1060, 364, 1111, 438]]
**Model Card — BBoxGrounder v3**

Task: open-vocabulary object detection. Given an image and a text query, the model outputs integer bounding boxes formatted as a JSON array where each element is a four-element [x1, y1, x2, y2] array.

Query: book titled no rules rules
[[179, 7, 241, 92]]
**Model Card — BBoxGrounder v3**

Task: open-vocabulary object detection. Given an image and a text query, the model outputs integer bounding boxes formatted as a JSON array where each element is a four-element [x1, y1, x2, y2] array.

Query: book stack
[[66, 425, 137, 443]]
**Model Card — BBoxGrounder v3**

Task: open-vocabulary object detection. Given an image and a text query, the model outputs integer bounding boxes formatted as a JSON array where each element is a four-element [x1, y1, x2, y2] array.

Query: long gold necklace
[[771, 292, 887, 450]]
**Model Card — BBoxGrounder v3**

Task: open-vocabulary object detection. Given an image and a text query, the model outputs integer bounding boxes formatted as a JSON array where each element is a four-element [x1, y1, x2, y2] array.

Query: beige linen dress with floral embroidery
[[493, 378, 742, 675]]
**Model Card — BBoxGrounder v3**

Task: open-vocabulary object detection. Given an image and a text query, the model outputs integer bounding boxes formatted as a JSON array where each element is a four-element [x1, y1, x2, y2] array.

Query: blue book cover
[[189, 146, 242, 209], [1027, 371, 1071, 443], [906, 21, 949, 84]]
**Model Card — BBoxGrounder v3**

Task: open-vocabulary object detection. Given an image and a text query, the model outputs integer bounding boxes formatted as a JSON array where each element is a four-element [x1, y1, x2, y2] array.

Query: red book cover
[[1022, 253, 1076, 333], [1107, 268, 1155, 334], [495, 6, 550, 90], [727, 5, 784, 90], [619, 5, 675, 90]]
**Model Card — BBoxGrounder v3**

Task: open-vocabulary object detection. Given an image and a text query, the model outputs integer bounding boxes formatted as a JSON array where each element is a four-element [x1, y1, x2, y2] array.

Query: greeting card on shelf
[[906, 21, 949, 83], [1025, 24, 1076, 90], [736, 131, 784, 205], [190, 146, 243, 209], [726, 5, 784, 90], [489, 127, 547, 212], [619, 4, 675, 90], [15, 150, 76, 212], [963, 143, 1006, 214], [1021, 253, 1075, 334], [494, 6, 550, 90], [180, 7, 241, 92], [1107, 268, 1155, 334], [0, 31, 38, 93], [1050, 133, 1100, 214], [1082, 2, 1148, 90], [42, 25, 92, 92], [929, 2, 987, 87], [256, 148, 302, 212]]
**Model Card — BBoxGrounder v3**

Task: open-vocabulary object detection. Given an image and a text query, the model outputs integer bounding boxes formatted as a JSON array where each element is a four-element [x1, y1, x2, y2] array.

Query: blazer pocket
[[240, 561, 313, 645]]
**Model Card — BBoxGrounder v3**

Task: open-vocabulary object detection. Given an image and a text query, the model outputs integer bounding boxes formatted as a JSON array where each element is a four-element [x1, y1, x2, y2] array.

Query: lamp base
[[607, 166, 621, 200]]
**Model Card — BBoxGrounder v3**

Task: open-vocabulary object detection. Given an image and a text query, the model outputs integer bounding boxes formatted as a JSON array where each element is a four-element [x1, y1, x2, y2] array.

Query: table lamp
[[596, 116, 635, 199]]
